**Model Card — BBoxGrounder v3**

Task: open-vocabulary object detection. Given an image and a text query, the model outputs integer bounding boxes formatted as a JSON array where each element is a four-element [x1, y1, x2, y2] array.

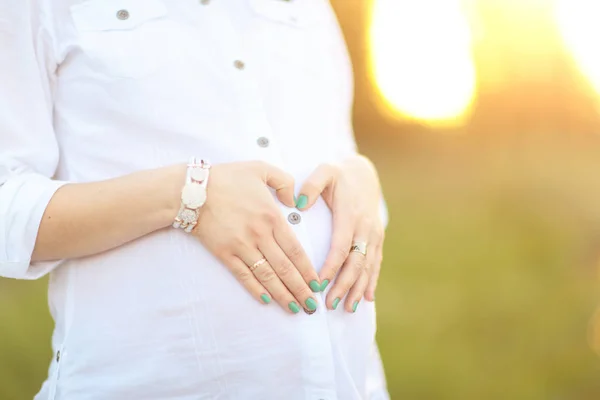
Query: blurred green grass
[[3, 132, 600, 399], [368, 131, 600, 399], [0, 279, 53, 400]]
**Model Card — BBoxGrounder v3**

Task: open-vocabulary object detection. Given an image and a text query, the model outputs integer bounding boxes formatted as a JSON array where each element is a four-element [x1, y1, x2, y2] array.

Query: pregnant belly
[[46, 200, 347, 398]]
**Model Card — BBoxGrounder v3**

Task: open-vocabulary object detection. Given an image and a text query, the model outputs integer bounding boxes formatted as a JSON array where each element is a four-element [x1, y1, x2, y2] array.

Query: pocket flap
[[71, 0, 168, 32], [249, 0, 329, 27]]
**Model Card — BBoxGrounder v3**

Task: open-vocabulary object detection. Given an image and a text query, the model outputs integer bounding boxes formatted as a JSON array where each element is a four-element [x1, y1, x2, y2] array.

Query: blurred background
[[3, 0, 600, 398]]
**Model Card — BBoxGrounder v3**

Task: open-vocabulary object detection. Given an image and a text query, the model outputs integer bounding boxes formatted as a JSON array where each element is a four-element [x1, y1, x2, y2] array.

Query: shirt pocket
[[70, 0, 170, 79], [248, 0, 340, 76], [248, 0, 331, 29]]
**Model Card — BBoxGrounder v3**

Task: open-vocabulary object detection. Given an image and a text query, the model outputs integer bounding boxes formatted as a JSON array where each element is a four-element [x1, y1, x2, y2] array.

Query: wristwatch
[[173, 157, 211, 233]]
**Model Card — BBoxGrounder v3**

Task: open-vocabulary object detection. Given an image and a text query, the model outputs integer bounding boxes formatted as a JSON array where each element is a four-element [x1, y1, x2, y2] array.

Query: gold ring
[[249, 258, 267, 272], [350, 241, 367, 256]]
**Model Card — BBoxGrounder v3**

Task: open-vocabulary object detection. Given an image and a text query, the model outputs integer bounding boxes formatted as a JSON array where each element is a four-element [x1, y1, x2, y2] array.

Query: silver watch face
[[190, 167, 208, 183], [181, 183, 207, 209]]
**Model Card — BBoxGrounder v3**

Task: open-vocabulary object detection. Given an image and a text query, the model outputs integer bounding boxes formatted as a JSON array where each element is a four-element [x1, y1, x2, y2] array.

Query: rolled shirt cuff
[[0, 173, 68, 279]]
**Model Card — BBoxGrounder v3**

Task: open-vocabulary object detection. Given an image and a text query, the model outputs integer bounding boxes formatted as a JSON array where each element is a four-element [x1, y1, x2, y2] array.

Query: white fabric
[[0, 0, 390, 399]]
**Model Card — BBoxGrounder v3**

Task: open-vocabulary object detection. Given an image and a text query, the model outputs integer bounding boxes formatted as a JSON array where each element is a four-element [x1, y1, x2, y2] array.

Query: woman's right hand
[[192, 161, 321, 314]]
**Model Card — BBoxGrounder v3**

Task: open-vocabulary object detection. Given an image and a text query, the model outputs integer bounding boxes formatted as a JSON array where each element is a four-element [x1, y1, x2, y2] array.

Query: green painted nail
[[289, 302, 300, 314], [260, 294, 271, 304], [352, 301, 360, 313], [295, 195, 308, 209], [332, 297, 341, 310], [320, 280, 330, 291], [305, 298, 318, 311], [309, 280, 321, 292]]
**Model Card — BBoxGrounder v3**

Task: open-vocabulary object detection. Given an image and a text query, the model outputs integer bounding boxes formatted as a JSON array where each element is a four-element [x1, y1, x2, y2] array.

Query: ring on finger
[[350, 241, 368, 256], [249, 257, 267, 272]]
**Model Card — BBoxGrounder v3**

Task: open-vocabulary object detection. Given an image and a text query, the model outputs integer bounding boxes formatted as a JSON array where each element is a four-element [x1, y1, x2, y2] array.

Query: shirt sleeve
[[0, 1, 68, 279]]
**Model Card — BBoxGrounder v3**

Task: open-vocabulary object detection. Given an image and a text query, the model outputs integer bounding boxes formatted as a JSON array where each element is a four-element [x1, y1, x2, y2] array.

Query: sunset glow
[[368, 0, 476, 127]]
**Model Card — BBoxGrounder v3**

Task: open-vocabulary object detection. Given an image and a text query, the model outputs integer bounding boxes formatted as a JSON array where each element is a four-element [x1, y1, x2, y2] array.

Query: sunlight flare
[[555, 0, 600, 96], [369, 0, 477, 127]]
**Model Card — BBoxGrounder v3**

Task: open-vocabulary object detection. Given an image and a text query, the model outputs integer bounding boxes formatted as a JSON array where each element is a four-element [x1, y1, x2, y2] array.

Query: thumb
[[295, 163, 338, 210], [262, 163, 296, 208]]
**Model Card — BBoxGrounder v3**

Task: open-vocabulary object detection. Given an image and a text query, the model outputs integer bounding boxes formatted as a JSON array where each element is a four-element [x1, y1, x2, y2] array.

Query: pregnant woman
[[0, 0, 389, 399]]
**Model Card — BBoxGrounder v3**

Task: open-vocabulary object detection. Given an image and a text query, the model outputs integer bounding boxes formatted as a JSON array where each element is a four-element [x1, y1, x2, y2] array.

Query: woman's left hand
[[297, 155, 385, 312]]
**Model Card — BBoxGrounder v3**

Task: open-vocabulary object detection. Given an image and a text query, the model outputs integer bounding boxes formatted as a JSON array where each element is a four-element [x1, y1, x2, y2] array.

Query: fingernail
[[295, 195, 308, 209], [309, 280, 321, 292], [320, 279, 330, 291], [332, 297, 341, 310], [260, 294, 271, 304], [288, 301, 300, 314], [352, 300, 360, 313], [305, 298, 318, 311], [304, 307, 316, 315]]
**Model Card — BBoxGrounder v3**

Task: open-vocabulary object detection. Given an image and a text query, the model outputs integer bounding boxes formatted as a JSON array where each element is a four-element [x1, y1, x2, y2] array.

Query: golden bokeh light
[[368, 0, 477, 127], [555, 0, 600, 96]]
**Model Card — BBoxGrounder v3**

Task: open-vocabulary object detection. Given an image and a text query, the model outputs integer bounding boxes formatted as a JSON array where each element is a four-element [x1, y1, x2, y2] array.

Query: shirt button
[[233, 60, 245, 70], [56, 351, 61, 362], [256, 137, 270, 148], [116, 9, 130, 20], [288, 212, 301, 225]]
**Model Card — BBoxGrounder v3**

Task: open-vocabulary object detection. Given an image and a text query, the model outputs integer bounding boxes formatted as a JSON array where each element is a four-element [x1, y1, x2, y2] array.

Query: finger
[[259, 162, 296, 208], [319, 211, 354, 290], [365, 244, 383, 302], [238, 248, 302, 314], [295, 163, 338, 210], [225, 256, 273, 305], [346, 233, 377, 309], [273, 221, 322, 293], [345, 270, 369, 312], [359, 232, 378, 302], [259, 239, 319, 312], [326, 248, 367, 310]]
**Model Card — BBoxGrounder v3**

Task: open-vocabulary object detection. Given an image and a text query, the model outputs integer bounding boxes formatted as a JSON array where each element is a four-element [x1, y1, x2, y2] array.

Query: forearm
[[32, 164, 185, 262]]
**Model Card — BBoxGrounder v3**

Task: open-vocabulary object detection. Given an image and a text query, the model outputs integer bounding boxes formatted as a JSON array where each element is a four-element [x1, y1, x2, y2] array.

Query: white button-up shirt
[[0, 0, 389, 399]]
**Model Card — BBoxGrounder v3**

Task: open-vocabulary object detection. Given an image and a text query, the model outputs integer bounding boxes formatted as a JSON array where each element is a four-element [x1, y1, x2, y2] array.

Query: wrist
[[343, 153, 371, 169], [158, 163, 188, 228]]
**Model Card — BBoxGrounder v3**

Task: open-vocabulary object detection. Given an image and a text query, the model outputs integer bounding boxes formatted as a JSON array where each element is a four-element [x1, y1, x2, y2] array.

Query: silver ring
[[350, 241, 367, 256], [249, 258, 267, 272]]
